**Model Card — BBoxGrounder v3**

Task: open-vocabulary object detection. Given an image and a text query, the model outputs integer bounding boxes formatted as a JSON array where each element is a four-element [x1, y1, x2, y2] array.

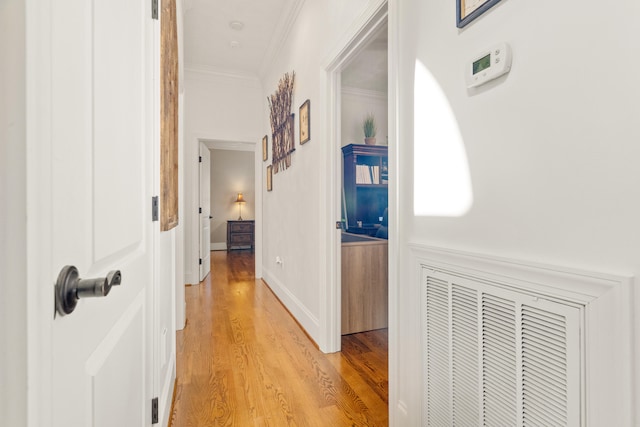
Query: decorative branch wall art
[[268, 71, 296, 174]]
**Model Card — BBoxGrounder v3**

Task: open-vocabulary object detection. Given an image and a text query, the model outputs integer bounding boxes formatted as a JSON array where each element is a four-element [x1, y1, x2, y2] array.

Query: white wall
[[0, 1, 27, 425], [184, 71, 263, 284], [260, 0, 384, 345], [341, 87, 388, 146], [210, 149, 255, 247], [395, 0, 640, 424]]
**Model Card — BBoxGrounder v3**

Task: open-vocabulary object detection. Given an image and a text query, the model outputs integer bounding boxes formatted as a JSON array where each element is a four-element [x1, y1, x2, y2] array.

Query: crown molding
[[342, 86, 387, 100], [184, 63, 260, 84], [257, 0, 307, 79]]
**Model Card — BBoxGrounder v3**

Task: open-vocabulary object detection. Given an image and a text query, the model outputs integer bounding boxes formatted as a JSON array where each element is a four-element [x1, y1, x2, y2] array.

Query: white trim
[[262, 268, 319, 340], [203, 139, 256, 152], [26, 0, 53, 425], [407, 241, 626, 303], [184, 63, 260, 83], [409, 242, 636, 426], [319, 0, 389, 355], [342, 86, 388, 100], [210, 242, 227, 251], [387, 1, 400, 425], [158, 353, 176, 427]]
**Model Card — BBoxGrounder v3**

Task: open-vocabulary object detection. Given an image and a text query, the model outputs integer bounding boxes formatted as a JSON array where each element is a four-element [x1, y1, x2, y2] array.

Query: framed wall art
[[266, 165, 273, 191], [299, 99, 310, 144], [262, 135, 268, 161], [457, 0, 502, 28]]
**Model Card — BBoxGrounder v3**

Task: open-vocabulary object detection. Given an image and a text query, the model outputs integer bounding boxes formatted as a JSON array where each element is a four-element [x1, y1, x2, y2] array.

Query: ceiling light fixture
[[230, 40, 241, 49], [229, 21, 244, 31]]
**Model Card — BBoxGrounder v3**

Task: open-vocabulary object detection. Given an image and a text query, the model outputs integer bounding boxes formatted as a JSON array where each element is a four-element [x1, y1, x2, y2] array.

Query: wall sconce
[[234, 192, 246, 220]]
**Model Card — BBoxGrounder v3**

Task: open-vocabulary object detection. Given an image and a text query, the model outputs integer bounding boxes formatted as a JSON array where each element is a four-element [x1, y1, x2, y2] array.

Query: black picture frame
[[299, 99, 310, 145], [457, 0, 502, 28]]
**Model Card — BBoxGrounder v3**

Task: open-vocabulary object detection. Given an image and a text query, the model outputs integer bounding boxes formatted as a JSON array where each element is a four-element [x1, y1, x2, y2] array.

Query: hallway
[[169, 251, 388, 426]]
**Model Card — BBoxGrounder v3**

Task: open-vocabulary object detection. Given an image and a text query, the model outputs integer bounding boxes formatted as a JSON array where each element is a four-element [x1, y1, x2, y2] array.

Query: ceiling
[[182, 0, 388, 91], [183, 0, 294, 76], [341, 24, 388, 93]]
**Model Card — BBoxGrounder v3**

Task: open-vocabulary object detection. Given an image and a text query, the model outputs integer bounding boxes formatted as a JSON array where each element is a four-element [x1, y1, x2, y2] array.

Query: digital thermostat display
[[472, 54, 491, 75], [466, 43, 512, 89]]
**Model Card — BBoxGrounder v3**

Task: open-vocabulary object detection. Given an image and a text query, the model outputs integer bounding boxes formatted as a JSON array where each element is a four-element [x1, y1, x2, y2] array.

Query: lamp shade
[[235, 192, 245, 203]]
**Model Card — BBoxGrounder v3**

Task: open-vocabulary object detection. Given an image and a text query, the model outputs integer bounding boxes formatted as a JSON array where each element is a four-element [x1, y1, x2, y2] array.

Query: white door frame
[[197, 137, 262, 277], [319, 0, 397, 355]]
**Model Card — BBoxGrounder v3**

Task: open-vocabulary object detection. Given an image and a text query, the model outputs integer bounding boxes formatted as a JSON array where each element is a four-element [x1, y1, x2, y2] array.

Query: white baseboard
[[210, 242, 227, 251], [158, 354, 176, 427], [262, 267, 319, 342]]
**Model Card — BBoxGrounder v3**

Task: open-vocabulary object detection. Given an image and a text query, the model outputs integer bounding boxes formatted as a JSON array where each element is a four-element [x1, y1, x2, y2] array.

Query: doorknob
[[55, 265, 122, 316]]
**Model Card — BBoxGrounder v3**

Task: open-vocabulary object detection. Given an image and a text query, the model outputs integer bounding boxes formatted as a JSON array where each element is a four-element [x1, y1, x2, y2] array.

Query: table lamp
[[235, 192, 245, 220]]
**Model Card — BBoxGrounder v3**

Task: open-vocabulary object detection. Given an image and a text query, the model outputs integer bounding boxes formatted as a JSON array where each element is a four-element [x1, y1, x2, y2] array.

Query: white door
[[199, 143, 212, 280], [28, 1, 156, 426]]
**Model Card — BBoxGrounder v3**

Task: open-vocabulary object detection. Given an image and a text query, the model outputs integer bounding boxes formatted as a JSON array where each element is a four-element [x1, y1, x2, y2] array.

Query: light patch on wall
[[414, 60, 473, 217]]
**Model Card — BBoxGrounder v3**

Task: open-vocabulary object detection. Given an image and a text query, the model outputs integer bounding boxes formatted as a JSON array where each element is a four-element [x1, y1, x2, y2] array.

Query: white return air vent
[[422, 268, 582, 426]]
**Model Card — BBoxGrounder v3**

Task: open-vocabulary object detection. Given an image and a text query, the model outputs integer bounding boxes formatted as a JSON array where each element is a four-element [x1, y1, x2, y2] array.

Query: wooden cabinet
[[227, 220, 255, 251], [342, 144, 388, 229], [341, 233, 388, 335]]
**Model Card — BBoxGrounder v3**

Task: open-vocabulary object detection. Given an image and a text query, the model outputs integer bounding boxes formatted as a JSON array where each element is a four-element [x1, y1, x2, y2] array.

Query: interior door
[[40, 1, 155, 425], [199, 143, 212, 280]]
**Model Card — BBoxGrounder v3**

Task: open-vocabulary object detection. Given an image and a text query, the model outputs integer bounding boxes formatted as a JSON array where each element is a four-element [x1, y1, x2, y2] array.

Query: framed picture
[[266, 165, 272, 191], [457, 0, 502, 28], [299, 99, 310, 145], [262, 135, 268, 161]]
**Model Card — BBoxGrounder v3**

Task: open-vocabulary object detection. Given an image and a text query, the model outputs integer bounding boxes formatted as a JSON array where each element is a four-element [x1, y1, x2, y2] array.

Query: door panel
[[48, 0, 154, 426], [87, 295, 145, 427], [93, 0, 145, 260]]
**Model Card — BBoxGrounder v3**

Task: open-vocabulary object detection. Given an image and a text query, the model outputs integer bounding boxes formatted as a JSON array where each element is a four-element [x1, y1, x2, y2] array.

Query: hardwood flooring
[[169, 251, 389, 427]]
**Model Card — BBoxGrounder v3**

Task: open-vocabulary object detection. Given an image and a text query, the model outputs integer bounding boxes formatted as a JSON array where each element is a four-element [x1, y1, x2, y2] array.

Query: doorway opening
[[321, 1, 391, 356], [198, 139, 259, 273], [339, 25, 389, 339]]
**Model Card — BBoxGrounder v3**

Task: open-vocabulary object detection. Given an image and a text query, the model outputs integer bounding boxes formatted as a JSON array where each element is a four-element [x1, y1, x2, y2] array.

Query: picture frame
[[266, 165, 272, 191], [457, 0, 502, 28], [299, 99, 310, 145], [262, 135, 268, 161]]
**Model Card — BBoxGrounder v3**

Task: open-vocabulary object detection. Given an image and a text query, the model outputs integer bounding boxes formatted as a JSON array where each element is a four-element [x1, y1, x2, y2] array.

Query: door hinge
[[336, 221, 343, 230], [199, 156, 202, 163], [199, 207, 202, 214], [151, 396, 159, 424], [152, 196, 159, 222], [151, 0, 158, 20], [199, 258, 202, 265]]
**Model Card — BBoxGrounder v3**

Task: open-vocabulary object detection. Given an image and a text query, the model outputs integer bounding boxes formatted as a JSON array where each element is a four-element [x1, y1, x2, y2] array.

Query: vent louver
[[422, 268, 582, 427]]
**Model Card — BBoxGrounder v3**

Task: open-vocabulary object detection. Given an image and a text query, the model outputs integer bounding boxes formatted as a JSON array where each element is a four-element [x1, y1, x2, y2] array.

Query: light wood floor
[[169, 251, 389, 427]]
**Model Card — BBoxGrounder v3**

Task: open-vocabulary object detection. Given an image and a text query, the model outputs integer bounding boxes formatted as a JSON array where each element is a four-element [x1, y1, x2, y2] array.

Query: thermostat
[[466, 43, 512, 89]]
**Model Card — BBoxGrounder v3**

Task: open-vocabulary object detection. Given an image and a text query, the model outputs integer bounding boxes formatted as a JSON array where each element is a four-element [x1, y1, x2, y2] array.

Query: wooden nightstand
[[227, 220, 255, 251]]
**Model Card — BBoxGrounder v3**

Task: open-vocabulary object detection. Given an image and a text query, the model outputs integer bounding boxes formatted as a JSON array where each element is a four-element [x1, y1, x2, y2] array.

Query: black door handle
[[55, 265, 122, 316]]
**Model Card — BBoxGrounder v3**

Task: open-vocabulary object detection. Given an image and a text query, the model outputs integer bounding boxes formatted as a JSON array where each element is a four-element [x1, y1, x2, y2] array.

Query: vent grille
[[482, 294, 517, 426], [522, 305, 568, 427], [422, 268, 582, 427], [425, 277, 450, 426], [451, 284, 479, 426]]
